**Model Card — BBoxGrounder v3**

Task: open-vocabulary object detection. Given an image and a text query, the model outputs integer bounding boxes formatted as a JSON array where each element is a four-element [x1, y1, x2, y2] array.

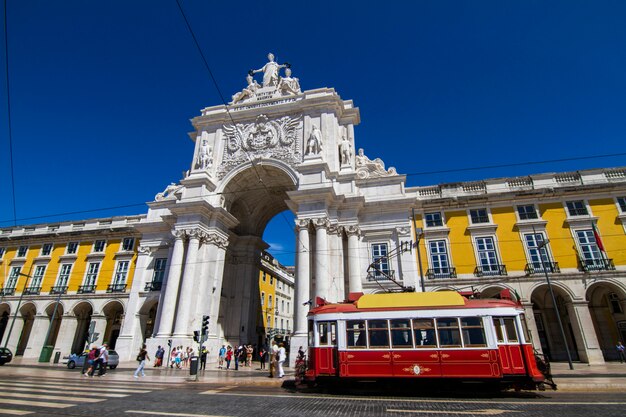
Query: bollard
[[53, 351, 61, 364]]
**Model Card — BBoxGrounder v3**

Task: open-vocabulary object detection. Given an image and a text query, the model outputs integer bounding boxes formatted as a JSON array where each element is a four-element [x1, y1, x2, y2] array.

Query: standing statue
[[305, 125, 322, 155], [196, 139, 213, 170], [339, 136, 352, 165], [231, 74, 260, 104], [250, 53, 287, 87], [277, 67, 301, 95]]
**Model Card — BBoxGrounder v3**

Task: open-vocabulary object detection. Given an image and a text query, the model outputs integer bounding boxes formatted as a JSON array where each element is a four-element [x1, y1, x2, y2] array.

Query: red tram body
[[305, 291, 551, 390]]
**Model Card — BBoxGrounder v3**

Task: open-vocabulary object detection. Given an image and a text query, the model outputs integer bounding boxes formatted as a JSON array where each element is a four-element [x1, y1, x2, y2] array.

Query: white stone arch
[[216, 157, 299, 195], [71, 299, 96, 316], [585, 278, 626, 361], [42, 300, 67, 315]]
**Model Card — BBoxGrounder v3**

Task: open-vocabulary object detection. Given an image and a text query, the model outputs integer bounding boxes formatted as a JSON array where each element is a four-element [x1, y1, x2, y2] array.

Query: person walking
[[97, 343, 109, 376], [83, 345, 98, 377], [259, 346, 267, 370], [617, 341, 626, 363], [154, 345, 164, 367], [269, 340, 278, 377], [134, 344, 150, 378], [246, 345, 253, 367], [225, 346, 233, 370], [218, 345, 226, 369], [277, 342, 286, 378]]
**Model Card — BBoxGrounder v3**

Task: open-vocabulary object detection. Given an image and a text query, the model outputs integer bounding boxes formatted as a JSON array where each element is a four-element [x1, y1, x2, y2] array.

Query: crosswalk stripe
[[0, 392, 105, 403], [0, 381, 151, 394], [200, 386, 237, 395], [0, 385, 127, 397], [0, 409, 34, 415], [16, 376, 167, 389], [0, 399, 73, 409]]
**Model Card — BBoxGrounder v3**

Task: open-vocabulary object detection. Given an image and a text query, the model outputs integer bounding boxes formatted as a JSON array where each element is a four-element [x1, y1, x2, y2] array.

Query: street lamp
[[39, 284, 64, 362], [411, 208, 425, 292], [2, 269, 32, 349], [535, 228, 574, 370]]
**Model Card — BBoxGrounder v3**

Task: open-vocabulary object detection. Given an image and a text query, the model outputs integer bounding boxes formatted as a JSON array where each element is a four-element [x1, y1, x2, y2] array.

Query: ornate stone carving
[[251, 52, 286, 88], [195, 137, 213, 170], [231, 74, 261, 105], [204, 232, 229, 249], [172, 229, 186, 240], [305, 125, 322, 156], [313, 217, 331, 230], [339, 136, 352, 165], [155, 183, 183, 201], [218, 114, 302, 178], [137, 246, 153, 255], [344, 225, 361, 237], [327, 224, 342, 236], [277, 67, 301, 96], [295, 218, 310, 231], [396, 227, 411, 236], [355, 148, 397, 179]]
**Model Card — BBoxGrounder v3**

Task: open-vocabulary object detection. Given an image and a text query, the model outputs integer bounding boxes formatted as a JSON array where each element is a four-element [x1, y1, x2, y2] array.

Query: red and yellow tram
[[305, 291, 553, 390]]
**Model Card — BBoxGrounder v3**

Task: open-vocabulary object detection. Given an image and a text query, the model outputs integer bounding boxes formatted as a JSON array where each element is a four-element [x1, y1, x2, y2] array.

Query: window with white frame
[[262, 271, 266, 282], [517, 205, 538, 220], [524, 233, 551, 271], [0, 247, 4, 258], [425, 212, 443, 227], [617, 197, 626, 213], [84, 262, 100, 286], [93, 240, 106, 253], [270, 275, 273, 285], [268, 295, 273, 308], [371, 243, 390, 278], [152, 258, 167, 282], [122, 238, 135, 251], [17, 246, 28, 257], [66, 242, 78, 254], [261, 292, 265, 306], [470, 209, 489, 224], [56, 264, 72, 287], [287, 301, 290, 312], [475, 237, 500, 273], [6, 266, 21, 289], [566, 200, 588, 216], [266, 315, 271, 327], [281, 300, 285, 312], [41, 243, 53, 256], [113, 261, 129, 285], [428, 240, 451, 276], [31, 265, 46, 288], [575, 229, 603, 264]]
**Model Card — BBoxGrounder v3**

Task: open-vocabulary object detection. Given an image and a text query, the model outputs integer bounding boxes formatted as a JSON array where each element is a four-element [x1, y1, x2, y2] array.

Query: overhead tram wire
[[3, 0, 17, 226]]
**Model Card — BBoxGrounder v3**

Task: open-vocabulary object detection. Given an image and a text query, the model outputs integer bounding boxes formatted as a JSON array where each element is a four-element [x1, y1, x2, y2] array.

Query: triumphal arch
[[116, 54, 419, 359]]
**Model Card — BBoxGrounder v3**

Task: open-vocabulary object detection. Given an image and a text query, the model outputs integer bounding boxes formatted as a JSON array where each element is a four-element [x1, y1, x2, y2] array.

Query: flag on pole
[[592, 222, 606, 252]]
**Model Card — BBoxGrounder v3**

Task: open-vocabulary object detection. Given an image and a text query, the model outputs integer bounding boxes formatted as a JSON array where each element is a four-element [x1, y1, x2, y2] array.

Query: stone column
[[328, 225, 345, 303], [22, 314, 50, 359], [522, 302, 543, 352], [205, 234, 229, 352], [54, 314, 78, 357], [566, 300, 605, 364], [3, 314, 25, 354], [173, 229, 202, 337], [294, 219, 310, 336], [156, 230, 185, 337], [314, 218, 330, 301], [346, 225, 362, 293]]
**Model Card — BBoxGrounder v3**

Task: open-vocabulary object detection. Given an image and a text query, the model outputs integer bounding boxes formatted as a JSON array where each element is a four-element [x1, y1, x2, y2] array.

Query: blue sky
[[1, 1, 625, 266]]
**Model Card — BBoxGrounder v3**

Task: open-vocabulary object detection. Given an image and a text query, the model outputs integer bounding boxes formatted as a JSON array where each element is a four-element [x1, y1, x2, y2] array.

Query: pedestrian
[[170, 347, 177, 368], [218, 345, 226, 369], [154, 345, 164, 367], [234, 345, 241, 370], [259, 346, 267, 370], [298, 346, 305, 360], [277, 342, 286, 378], [200, 346, 208, 370], [269, 340, 278, 377], [134, 344, 150, 378], [97, 343, 109, 376], [246, 344, 253, 367], [225, 345, 233, 369], [83, 345, 98, 377], [617, 341, 626, 363], [175, 346, 183, 369]]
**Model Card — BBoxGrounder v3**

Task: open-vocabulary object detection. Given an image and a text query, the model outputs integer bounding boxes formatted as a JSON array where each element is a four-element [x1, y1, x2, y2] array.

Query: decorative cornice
[[344, 225, 361, 237], [312, 217, 331, 230], [295, 218, 310, 231]]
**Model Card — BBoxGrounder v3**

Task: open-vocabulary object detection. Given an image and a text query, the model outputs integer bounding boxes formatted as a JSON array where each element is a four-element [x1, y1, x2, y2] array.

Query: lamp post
[[2, 269, 32, 349], [535, 230, 574, 370], [39, 286, 63, 361], [412, 208, 425, 292]]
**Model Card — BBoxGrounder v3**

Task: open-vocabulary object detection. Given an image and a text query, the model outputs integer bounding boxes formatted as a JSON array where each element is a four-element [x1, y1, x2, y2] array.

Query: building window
[[17, 246, 28, 257], [371, 243, 390, 278], [6, 266, 21, 289], [517, 205, 538, 220], [566, 200, 588, 216], [524, 233, 551, 271], [262, 272, 266, 282], [85, 262, 100, 286], [41, 243, 53, 256], [0, 247, 4, 258], [475, 237, 500, 274], [281, 300, 285, 312], [122, 238, 135, 251], [270, 276, 273, 285], [425, 212, 443, 227], [287, 302, 290, 312], [153, 258, 167, 282], [113, 261, 129, 285], [617, 197, 626, 213], [93, 240, 106, 253], [470, 209, 489, 224], [575, 229, 604, 268], [66, 242, 78, 255], [261, 292, 265, 306], [31, 265, 46, 289], [57, 264, 72, 287], [428, 240, 451, 277], [266, 315, 271, 327], [268, 295, 273, 308]]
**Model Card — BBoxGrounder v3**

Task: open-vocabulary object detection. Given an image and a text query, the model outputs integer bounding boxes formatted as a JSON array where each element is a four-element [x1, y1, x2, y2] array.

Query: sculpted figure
[[155, 183, 182, 201], [339, 136, 352, 165], [231, 74, 260, 104], [277, 68, 301, 95], [356, 148, 397, 177], [305, 125, 322, 155], [196, 139, 213, 170], [251, 53, 286, 87]]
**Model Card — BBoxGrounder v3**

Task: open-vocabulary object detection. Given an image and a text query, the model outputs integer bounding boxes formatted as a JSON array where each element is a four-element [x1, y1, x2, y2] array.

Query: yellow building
[[258, 251, 295, 347]]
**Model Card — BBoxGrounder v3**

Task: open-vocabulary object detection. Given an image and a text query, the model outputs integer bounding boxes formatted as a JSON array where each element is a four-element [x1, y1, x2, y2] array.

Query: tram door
[[316, 321, 338, 376], [493, 317, 525, 374]]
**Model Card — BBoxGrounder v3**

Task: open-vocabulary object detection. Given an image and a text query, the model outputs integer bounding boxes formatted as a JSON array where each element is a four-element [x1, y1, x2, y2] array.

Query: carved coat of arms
[[218, 114, 302, 178]]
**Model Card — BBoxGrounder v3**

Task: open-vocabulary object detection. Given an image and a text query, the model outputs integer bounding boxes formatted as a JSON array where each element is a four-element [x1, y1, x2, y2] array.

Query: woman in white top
[[277, 342, 287, 378]]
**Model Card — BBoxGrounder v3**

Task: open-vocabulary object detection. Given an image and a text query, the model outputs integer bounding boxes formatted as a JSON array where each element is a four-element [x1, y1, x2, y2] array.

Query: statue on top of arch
[[230, 52, 301, 105]]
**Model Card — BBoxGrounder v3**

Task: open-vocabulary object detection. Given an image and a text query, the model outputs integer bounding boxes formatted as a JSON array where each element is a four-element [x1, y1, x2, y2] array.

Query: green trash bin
[[39, 345, 54, 362]]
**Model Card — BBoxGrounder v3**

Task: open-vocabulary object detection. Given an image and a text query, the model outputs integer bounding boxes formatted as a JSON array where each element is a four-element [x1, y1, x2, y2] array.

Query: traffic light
[[193, 330, 200, 343], [167, 339, 172, 347], [201, 315, 210, 335]]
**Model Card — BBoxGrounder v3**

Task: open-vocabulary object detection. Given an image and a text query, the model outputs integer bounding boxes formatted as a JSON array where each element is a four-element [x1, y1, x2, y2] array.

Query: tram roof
[[309, 291, 519, 315]]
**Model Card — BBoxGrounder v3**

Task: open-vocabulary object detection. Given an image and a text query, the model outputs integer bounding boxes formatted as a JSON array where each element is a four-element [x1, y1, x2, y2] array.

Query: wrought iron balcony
[[0, 287, 15, 296], [580, 258, 616, 272], [107, 283, 127, 293], [144, 281, 163, 291], [474, 264, 507, 277], [525, 262, 560, 275], [426, 267, 457, 279], [50, 286, 67, 295], [366, 269, 396, 281], [23, 286, 41, 295], [77, 284, 96, 294]]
